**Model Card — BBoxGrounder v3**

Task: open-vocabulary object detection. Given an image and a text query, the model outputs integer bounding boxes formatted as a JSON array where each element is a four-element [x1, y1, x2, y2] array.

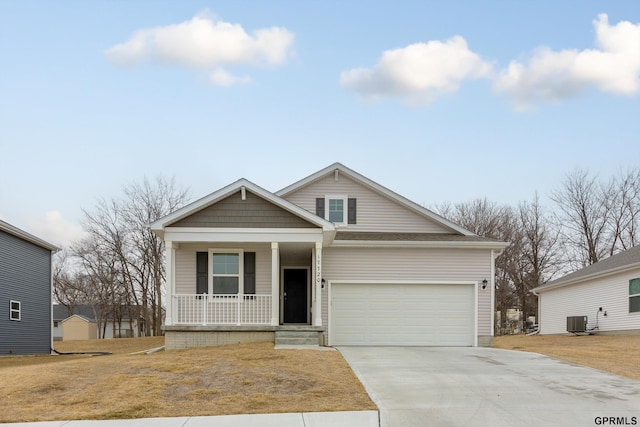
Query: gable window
[[316, 196, 357, 225], [630, 278, 640, 313], [10, 300, 21, 321], [210, 251, 242, 294], [328, 198, 345, 223]]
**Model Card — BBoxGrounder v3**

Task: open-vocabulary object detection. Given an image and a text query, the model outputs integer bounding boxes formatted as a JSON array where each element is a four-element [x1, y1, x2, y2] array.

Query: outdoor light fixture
[[321, 278, 326, 288], [481, 279, 488, 290]]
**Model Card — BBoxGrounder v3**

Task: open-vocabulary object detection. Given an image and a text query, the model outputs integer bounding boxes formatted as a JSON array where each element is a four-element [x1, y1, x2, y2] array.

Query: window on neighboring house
[[10, 300, 21, 321], [630, 278, 640, 313], [53, 321, 59, 328], [210, 251, 242, 294]]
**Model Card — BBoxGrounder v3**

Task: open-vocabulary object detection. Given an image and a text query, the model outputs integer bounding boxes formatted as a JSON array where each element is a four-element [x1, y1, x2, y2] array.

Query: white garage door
[[330, 283, 475, 346]]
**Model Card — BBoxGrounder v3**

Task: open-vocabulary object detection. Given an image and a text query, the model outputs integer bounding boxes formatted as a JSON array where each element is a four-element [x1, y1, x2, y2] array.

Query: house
[[533, 245, 640, 335], [53, 304, 140, 340], [0, 220, 58, 355], [150, 163, 507, 349]]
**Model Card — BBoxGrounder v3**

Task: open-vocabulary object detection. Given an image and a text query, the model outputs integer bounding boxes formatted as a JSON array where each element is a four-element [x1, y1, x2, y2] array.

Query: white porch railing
[[173, 294, 272, 325]]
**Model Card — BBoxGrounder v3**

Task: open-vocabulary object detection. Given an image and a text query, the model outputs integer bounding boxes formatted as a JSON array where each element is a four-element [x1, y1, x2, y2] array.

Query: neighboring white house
[[151, 163, 507, 349], [533, 245, 640, 335]]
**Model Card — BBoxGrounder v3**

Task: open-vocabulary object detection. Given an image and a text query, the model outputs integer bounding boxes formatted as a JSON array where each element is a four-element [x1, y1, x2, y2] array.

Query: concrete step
[[275, 331, 320, 346]]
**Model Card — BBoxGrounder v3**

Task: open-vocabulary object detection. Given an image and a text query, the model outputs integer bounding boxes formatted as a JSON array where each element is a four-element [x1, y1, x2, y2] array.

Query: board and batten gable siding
[[322, 247, 493, 336], [0, 229, 52, 355], [175, 243, 272, 295], [538, 268, 640, 335], [283, 173, 451, 233], [170, 190, 317, 229]]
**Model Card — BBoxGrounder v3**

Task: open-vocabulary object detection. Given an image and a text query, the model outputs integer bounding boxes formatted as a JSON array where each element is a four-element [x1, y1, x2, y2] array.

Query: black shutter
[[315, 198, 325, 218], [244, 252, 256, 294], [196, 252, 208, 294], [348, 198, 357, 224]]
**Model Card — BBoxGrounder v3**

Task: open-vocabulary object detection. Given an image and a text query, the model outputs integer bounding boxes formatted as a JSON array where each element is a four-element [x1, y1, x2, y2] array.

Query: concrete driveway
[[339, 347, 640, 427]]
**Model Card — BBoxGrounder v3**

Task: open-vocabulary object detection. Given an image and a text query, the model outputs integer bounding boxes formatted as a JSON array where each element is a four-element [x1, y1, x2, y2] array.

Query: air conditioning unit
[[566, 316, 588, 333]]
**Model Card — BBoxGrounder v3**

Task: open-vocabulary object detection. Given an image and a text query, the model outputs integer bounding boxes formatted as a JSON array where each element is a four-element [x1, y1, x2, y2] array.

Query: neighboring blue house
[[0, 220, 58, 354]]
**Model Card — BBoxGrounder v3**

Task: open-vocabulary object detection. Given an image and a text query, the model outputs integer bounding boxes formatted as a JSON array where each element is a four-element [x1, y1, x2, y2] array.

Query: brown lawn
[[0, 337, 375, 423], [493, 334, 640, 381]]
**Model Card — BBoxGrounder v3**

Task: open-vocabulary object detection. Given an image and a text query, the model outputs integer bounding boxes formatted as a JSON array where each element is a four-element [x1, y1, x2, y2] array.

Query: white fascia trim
[[164, 227, 324, 243], [534, 262, 640, 293], [276, 162, 475, 236], [150, 179, 335, 232], [330, 240, 510, 250]]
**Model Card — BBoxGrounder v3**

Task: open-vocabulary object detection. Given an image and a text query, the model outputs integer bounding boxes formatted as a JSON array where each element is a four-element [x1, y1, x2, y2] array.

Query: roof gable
[[171, 189, 319, 229], [276, 162, 475, 236], [535, 245, 640, 292], [150, 179, 335, 236]]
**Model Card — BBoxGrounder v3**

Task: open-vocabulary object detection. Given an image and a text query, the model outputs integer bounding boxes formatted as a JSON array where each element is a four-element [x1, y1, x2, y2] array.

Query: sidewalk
[[2, 411, 379, 427]]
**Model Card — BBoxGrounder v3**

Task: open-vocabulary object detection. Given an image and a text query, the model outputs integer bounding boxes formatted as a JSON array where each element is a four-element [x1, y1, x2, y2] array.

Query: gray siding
[[0, 230, 52, 355], [283, 173, 451, 233], [322, 247, 493, 336], [171, 190, 317, 228]]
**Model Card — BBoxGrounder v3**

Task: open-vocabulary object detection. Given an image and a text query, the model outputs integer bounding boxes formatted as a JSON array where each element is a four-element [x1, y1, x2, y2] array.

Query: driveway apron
[[339, 347, 640, 427]]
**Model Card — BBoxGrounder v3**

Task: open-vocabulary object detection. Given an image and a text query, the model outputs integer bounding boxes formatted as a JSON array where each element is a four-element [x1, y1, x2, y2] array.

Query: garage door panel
[[331, 283, 474, 346]]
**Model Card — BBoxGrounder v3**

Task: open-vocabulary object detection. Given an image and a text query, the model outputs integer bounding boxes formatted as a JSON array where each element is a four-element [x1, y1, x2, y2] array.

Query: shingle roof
[[534, 245, 640, 292], [53, 304, 139, 321], [53, 304, 96, 321]]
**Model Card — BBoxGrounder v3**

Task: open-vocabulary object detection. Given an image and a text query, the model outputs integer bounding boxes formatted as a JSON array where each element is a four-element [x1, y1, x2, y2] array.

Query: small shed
[[61, 314, 97, 341]]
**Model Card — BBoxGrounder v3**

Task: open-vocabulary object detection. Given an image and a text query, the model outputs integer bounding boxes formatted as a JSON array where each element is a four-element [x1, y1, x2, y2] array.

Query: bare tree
[[53, 249, 89, 315], [608, 168, 640, 253], [121, 177, 189, 336], [70, 176, 189, 337], [516, 193, 562, 324], [551, 168, 611, 268]]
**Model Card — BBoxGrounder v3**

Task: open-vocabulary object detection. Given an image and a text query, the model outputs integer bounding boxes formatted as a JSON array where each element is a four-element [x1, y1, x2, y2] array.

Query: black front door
[[283, 269, 308, 324]]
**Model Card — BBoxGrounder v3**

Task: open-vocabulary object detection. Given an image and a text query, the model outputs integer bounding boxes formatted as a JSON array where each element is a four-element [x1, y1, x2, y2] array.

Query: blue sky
[[1, 1, 639, 247]]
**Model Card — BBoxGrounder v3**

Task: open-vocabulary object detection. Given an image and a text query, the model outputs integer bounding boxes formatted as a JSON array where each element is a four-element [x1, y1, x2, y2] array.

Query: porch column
[[165, 241, 177, 326], [271, 242, 279, 326], [313, 242, 322, 326]]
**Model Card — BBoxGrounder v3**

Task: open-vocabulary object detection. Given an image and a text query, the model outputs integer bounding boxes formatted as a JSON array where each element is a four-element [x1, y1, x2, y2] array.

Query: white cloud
[[210, 68, 253, 87], [494, 14, 640, 110], [28, 211, 86, 248], [340, 36, 493, 105], [105, 10, 294, 85]]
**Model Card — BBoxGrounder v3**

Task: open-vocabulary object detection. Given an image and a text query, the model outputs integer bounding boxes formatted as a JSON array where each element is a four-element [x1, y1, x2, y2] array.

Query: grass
[[493, 334, 640, 381], [0, 337, 375, 423]]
